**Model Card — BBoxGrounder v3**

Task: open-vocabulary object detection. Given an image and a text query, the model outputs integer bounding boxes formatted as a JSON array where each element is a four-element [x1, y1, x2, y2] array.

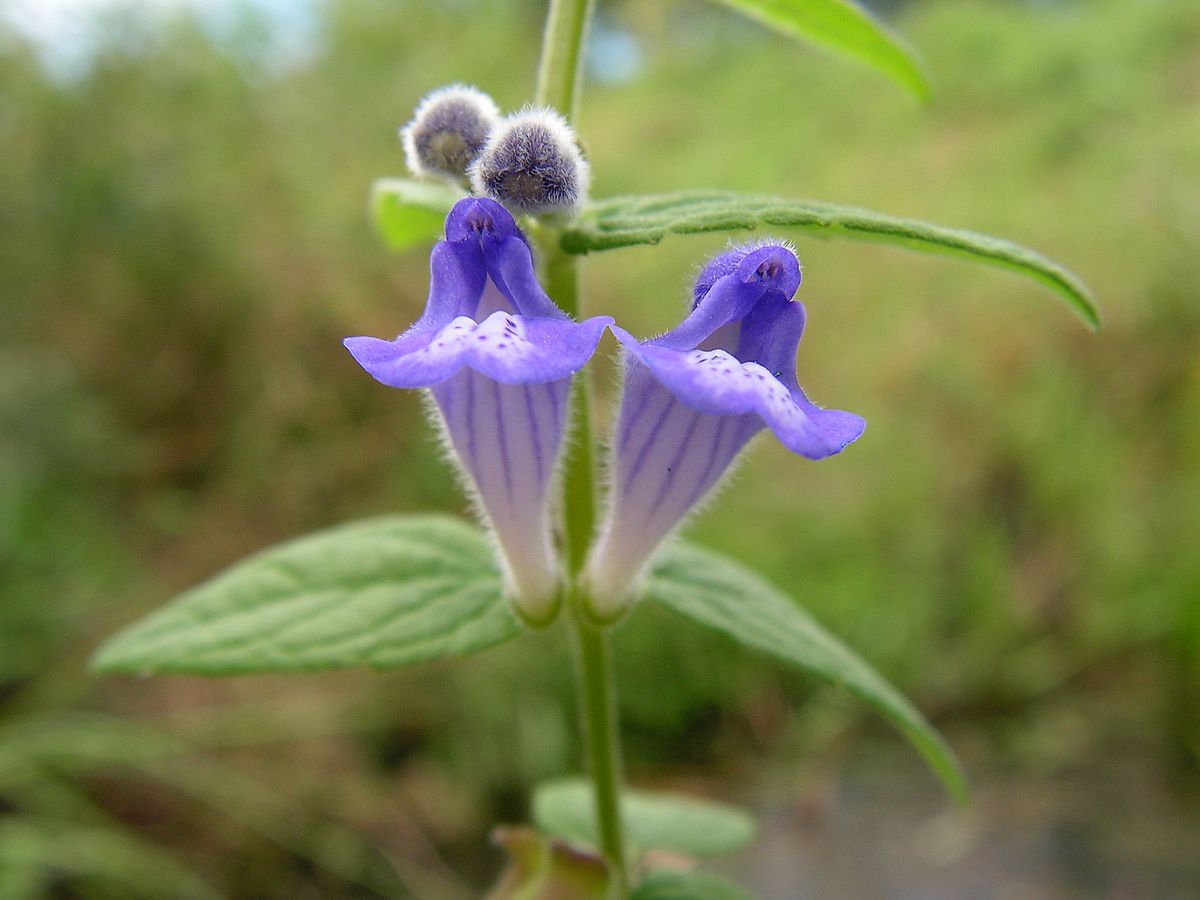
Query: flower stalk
[[533, 0, 629, 894]]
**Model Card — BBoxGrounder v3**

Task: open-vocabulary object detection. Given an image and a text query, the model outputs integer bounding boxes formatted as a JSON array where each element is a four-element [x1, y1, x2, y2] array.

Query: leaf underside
[[92, 515, 520, 676], [371, 177, 463, 250], [646, 542, 968, 803], [563, 191, 1099, 329], [707, 0, 928, 100], [532, 779, 756, 857]]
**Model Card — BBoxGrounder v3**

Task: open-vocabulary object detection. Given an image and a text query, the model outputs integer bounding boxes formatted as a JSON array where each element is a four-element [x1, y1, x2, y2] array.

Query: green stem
[[535, 0, 597, 119], [542, 243, 596, 575], [539, 226, 629, 900], [534, 0, 628, 894], [570, 603, 628, 897]]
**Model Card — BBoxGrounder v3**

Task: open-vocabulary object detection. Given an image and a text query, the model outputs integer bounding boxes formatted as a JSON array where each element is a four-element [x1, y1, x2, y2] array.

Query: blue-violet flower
[[345, 197, 611, 625], [584, 242, 866, 620]]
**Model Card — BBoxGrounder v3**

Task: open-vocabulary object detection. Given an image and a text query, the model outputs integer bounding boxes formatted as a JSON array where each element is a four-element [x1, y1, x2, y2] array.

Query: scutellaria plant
[[95, 1, 1098, 896]]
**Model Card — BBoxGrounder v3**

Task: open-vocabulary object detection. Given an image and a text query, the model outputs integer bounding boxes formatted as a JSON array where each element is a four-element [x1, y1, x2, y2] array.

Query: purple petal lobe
[[614, 327, 865, 459], [692, 242, 801, 308], [345, 310, 610, 388], [444, 196, 524, 244]]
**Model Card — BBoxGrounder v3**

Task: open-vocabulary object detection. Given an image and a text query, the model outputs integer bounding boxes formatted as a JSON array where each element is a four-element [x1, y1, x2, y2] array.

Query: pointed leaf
[[646, 542, 968, 802], [563, 191, 1098, 329], [371, 177, 464, 250], [707, 0, 927, 99], [93, 515, 520, 676], [533, 779, 755, 857], [632, 871, 753, 900]]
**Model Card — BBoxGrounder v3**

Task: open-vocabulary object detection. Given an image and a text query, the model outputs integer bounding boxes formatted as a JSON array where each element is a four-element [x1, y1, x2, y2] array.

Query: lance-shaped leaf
[[533, 779, 756, 857], [707, 0, 928, 100], [371, 177, 465, 250], [562, 191, 1099, 329], [92, 515, 520, 676], [645, 542, 968, 802]]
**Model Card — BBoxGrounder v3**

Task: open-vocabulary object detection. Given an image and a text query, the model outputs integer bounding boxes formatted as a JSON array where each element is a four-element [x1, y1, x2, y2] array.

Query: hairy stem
[[535, 0, 597, 119], [540, 234, 627, 896], [542, 244, 597, 575], [534, 0, 628, 894], [570, 602, 628, 896]]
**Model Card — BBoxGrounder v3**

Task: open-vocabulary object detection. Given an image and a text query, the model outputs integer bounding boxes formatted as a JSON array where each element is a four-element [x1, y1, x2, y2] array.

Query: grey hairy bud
[[401, 85, 500, 181], [469, 108, 590, 216]]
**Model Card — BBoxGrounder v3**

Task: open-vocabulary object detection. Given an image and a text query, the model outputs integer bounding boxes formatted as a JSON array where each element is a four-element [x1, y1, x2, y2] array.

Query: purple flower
[[345, 197, 611, 624], [585, 242, 866, 619]]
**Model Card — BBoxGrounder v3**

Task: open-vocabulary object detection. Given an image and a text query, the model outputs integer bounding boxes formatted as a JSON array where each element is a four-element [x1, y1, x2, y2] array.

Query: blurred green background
[[2, 0, 1198, 896]]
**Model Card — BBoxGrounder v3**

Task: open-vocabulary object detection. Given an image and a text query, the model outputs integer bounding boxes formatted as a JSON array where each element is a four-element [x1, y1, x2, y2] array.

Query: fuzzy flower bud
[[470, 107, 589, 216], [401, 84, 500, 181]]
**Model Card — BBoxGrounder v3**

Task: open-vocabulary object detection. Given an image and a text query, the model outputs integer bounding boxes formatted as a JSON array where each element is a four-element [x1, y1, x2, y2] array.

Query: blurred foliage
[[1, 0, 1198, 895]]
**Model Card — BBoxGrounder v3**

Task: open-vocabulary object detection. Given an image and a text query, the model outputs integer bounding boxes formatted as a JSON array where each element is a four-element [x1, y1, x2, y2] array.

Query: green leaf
[[706, 0, 928, 100], [92, 515, 520, 676], [371, 177, 463, 250], [563, 191, 1099, 329], [533, 779, 755, 857], [646, 543, 968, 803], [631, 871, 753, 900]]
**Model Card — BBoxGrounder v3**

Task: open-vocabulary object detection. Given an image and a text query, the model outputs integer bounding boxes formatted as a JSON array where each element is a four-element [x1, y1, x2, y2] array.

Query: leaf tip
[[906, 64, 934, 105], [944, 761, 971, 807], [1064, 279, 1102, 331], [896, 33, 934, 102], [88, 642, 132, 676]]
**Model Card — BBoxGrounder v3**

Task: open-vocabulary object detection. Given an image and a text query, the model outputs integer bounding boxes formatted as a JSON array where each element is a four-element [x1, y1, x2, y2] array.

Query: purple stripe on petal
[[684, 414, 730, 512], [523, 384, 545, 486], [626, 397, 696, 507], [617, 374, 656, 455], [465, 365, 479, 472], [621, 387, 676, 498], [546, 376, 562, 430], [650, 408, 702, 510], [493, 377, 515, 506]]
